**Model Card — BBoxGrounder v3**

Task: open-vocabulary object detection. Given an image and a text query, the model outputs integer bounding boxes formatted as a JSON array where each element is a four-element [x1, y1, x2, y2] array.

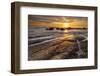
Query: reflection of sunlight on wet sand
[[62, 31, 75, 40], [64, 30, 68, 33]]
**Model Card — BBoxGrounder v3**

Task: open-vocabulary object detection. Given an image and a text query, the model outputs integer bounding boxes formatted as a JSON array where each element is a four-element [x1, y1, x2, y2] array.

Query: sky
[[28, 15, 88, 28]]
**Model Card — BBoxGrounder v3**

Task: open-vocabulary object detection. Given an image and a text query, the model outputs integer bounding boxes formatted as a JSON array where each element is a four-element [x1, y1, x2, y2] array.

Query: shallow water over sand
[[28, 27, 88, 61]]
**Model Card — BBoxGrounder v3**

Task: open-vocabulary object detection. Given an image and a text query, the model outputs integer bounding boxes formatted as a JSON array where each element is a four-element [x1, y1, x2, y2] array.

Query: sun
[[63, 23, 69, 28]]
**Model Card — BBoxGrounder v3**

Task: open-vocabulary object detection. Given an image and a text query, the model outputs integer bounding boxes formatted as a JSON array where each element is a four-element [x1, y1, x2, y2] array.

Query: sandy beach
[[28, 27, 88, 60]]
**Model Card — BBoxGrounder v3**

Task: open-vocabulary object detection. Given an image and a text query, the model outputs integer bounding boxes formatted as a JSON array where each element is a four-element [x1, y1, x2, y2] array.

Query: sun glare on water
[[63, 23, 69, 33]]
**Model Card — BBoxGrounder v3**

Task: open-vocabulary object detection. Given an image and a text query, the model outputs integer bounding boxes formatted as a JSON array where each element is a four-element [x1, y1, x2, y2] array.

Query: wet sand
[[28, 30, 88, 61]]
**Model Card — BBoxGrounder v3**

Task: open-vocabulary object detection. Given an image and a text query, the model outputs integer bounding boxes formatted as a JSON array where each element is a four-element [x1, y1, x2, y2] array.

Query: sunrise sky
[[28, 15, 88, 28]]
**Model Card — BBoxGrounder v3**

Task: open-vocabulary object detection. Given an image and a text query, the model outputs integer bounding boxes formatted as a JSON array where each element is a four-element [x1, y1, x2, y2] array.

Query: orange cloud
[[28, 15, 88, 28]]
